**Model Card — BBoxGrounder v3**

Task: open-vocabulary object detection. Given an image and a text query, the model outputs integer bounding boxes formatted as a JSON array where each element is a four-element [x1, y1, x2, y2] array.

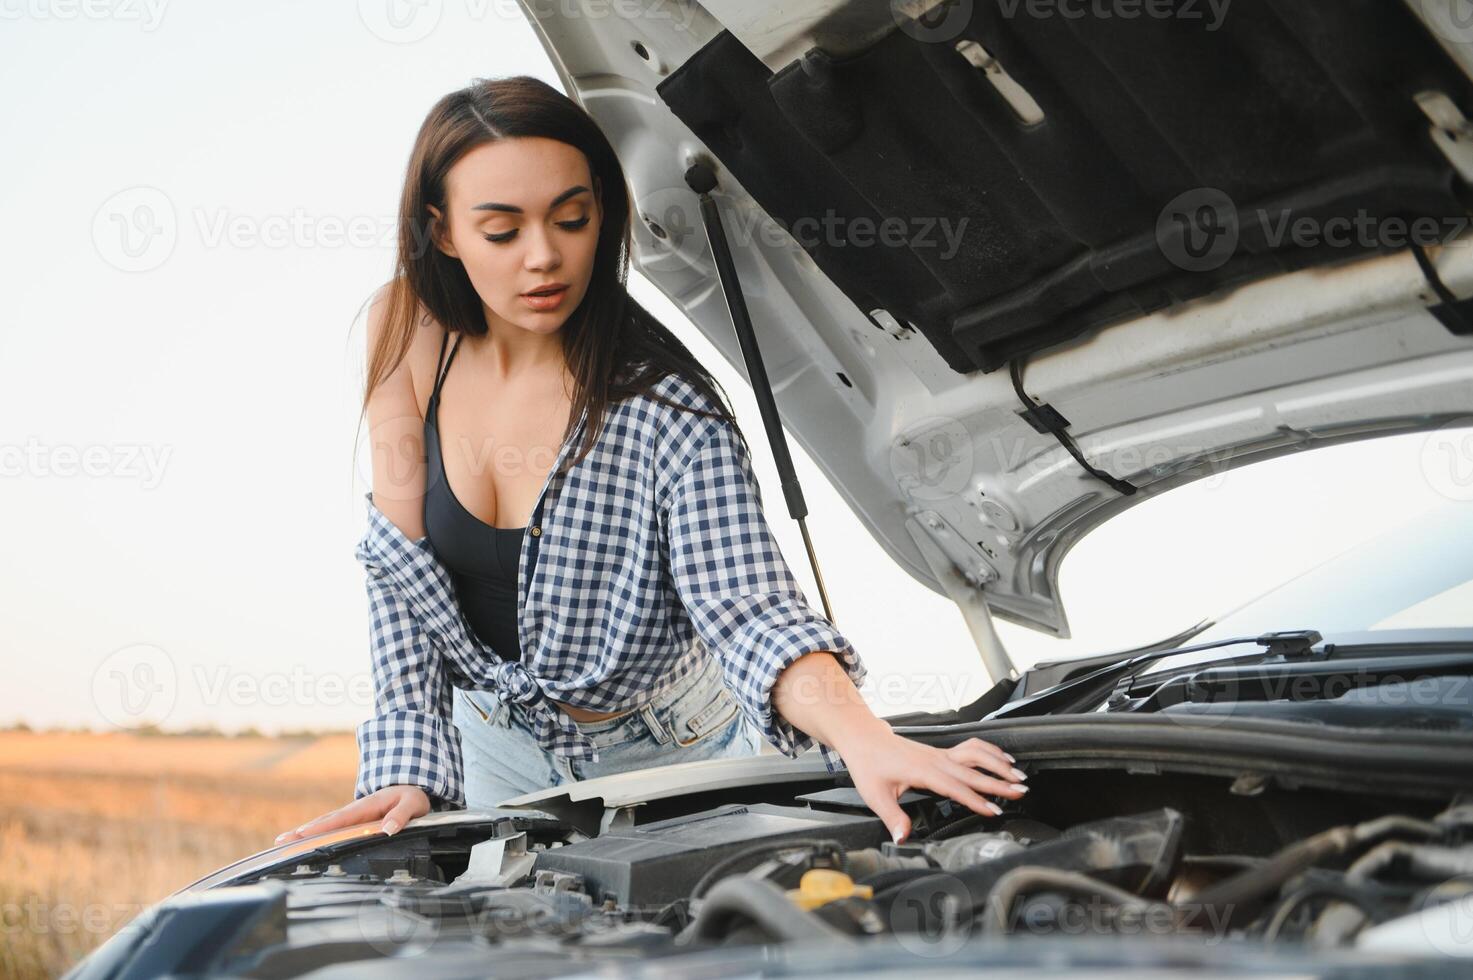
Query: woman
[[274, 76, 1027, 848]]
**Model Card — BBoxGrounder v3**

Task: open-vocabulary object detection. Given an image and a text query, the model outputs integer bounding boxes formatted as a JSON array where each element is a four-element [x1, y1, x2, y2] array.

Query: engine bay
[[78, 762, 1473, 978]]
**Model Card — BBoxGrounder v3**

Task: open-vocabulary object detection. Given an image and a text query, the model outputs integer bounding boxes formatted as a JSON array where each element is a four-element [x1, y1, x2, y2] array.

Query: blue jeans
[[451, 652, 761, 809]]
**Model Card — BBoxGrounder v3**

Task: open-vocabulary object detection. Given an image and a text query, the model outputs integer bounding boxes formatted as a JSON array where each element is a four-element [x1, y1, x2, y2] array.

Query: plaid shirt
[[353, 372, 867, 809]]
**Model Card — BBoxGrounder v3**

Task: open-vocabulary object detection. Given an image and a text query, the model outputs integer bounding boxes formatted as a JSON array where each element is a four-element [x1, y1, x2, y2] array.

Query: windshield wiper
[[1120, 649, 1473, 713], [989, 630, 1323, 720]]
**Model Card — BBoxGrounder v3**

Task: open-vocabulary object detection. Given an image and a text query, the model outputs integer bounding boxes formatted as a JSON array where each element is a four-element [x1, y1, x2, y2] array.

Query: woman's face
[[427, 136, 603, 337]]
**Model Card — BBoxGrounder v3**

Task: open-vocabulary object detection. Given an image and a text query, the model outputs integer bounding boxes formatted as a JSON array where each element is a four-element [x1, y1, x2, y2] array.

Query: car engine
[[68, 764, 1473, 978]]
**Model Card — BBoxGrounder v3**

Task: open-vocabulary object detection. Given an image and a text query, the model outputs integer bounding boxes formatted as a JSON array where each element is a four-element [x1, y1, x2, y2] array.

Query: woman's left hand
[[839, 730, 1028, 844]]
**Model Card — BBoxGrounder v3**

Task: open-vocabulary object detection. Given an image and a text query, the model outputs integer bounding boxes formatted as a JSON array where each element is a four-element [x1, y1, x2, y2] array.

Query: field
[[0, 730, 358, 980]]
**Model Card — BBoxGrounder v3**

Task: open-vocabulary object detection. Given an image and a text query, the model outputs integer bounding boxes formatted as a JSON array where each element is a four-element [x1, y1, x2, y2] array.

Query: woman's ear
[[426, 204, 458, 259]]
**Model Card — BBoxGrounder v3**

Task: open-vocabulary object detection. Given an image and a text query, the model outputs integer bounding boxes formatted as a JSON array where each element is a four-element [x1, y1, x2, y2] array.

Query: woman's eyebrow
[[471, 185, 589, 214]]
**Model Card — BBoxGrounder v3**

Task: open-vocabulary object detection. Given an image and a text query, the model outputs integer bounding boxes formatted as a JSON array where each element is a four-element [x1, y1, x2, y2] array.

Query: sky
[[1, 1, 1468, 736]]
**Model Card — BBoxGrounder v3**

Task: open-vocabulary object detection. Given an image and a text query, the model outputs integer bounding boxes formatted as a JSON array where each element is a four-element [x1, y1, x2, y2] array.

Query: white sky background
[[1, 2, 1465, 735]]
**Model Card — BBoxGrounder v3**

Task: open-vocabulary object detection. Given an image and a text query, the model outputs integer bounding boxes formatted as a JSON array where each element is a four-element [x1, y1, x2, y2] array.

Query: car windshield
[[1188, 497, 1473, 644]]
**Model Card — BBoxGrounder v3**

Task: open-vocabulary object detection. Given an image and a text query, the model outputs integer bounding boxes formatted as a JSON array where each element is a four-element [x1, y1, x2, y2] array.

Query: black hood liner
[[656, 1, 1473, 374]]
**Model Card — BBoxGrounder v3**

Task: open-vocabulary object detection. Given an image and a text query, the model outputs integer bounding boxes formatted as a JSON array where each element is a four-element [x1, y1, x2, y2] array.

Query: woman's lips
[[521, 285, 568, 311]]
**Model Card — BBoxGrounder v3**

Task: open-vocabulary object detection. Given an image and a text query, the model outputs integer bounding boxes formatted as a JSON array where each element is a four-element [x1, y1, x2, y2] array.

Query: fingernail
[[1011, 783, 1029, 794], [986, 801, 1003, 815], [1004, 752, 1016, 763], [273, 833, 288, 844], [890, 823, 907, 844], [382, 819, 399, 836], [1010, 767, 1028, 782]]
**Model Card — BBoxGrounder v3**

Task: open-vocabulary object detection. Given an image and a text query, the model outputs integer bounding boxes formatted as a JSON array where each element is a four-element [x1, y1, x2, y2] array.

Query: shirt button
[[530, 526, 541, 537]]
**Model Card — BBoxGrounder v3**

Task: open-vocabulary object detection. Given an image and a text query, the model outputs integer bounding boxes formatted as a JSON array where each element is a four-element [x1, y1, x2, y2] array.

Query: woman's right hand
[[273, 785, 430, 845]]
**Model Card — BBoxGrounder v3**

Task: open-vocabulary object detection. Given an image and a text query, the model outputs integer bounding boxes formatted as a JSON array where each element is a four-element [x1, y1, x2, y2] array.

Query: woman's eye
[[482, 215, 590, 244]]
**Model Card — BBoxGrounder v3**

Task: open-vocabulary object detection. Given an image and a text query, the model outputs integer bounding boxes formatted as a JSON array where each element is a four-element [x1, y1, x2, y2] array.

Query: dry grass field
[[0, 729, 358, 980]]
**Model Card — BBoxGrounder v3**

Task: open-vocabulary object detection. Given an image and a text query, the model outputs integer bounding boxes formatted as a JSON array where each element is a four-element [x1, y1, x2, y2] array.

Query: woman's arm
[[275, 296, 451, 845], [663, 416, 1027, 843], [771, 650, 1028, 844]]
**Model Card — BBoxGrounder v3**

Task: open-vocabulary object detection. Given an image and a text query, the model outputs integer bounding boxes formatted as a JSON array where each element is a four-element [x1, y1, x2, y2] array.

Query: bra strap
[[430, 330, 462, 405]]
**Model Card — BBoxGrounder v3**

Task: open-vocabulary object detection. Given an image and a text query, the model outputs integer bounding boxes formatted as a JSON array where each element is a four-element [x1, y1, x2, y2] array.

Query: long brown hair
[[357, 74, 746, 479]]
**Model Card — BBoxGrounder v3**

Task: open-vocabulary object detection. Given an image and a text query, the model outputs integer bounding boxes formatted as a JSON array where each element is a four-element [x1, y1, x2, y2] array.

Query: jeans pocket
[[459, 688, 506, 727], [665, 671, 739, 748]]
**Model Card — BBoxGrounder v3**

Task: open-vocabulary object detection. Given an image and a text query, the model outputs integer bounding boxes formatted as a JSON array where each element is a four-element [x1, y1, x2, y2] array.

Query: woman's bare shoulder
[[365, 287, 446, 422]]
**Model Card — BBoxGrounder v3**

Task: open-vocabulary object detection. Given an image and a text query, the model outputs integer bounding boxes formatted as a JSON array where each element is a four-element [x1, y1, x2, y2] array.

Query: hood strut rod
[[684, 161, 836, 624]]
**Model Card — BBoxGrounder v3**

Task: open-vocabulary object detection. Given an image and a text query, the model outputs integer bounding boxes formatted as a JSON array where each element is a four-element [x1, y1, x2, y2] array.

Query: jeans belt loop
[[640, 703, 671, 744]]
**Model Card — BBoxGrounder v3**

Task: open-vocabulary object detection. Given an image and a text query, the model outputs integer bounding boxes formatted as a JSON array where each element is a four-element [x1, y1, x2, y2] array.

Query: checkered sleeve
[[663, 418, 867, 774], [353, 539, 465, 811]]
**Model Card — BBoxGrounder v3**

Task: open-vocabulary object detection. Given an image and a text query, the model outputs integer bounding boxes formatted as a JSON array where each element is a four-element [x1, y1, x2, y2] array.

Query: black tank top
[[423, 330, 525, 662]]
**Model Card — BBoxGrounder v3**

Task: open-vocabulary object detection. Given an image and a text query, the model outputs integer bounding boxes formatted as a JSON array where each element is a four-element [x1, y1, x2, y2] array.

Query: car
[[67, 0, 1473, 975]]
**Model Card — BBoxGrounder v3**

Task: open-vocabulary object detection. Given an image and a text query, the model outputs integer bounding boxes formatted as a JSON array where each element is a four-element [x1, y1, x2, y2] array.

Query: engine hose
[[675, 876, 859, 947], [1186, 825, 1356, 928], [1188, 816, 1442, 931], [857, 867, 939, 892], [1261, 881, 1384, 943], [1313, 840, 1473, 945], [688, 837, 845, 900], [982, 867, 1169, 935]]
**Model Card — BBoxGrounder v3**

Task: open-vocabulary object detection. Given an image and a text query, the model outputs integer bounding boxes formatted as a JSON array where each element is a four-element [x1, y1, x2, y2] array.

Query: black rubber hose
[[675, 876, 858, 946], [1186, 816, 1441, 930], [688, 838, 844, 900], [982, 867, 1169, 935]]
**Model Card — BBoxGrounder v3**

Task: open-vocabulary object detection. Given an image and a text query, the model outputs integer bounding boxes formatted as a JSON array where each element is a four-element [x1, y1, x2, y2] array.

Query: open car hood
[[517, 0, 1473, 641]]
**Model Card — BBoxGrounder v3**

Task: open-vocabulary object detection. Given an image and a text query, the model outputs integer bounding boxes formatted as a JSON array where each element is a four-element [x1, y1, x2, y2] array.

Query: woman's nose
[[522, 226, 561, 271]]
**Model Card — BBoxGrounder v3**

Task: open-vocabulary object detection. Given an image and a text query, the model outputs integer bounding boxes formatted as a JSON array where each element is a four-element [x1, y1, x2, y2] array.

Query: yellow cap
[[784, 868, 873, 910]]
